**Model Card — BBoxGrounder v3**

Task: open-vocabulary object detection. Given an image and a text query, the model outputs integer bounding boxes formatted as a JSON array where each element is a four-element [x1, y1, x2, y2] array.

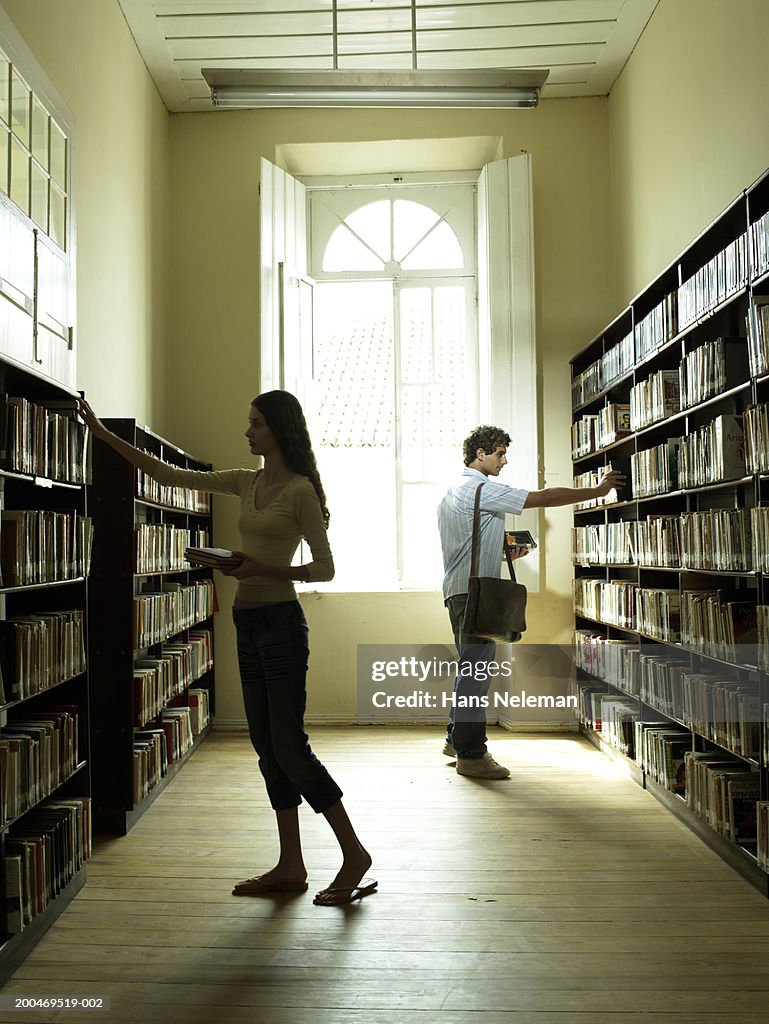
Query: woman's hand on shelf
[[77, 398, 110, 440]]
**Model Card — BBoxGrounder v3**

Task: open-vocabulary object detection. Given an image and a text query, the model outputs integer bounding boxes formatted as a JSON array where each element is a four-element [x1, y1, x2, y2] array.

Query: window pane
[[31, 160, 48, 230], [393, 200, 439, 263], [0, 57, 9, 126], [50, 121, 66, 189], [400, 482, 443, 585], [31, 97, 49, 167], [434, 286, 468, 384], [0, 128, 8, 195], [50, 182, 66, 249], [323, 223, 384, 271], [10, 69, 29, 145], [309, 281, 397, 587], [345, 200, 391, 262], [399, 287, 432, 384], [10, 135, 29, 213], [401, 221, 464, 270]]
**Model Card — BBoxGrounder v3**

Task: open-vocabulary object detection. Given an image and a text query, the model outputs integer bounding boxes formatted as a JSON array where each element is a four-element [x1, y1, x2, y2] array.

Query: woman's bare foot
[[314, 847, 375, 905], [232, 865, 307, 896]]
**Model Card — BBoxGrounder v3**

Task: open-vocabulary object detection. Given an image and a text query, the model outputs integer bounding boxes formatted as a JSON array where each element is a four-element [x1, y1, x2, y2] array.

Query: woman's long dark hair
[[252, 391, 330, 526]]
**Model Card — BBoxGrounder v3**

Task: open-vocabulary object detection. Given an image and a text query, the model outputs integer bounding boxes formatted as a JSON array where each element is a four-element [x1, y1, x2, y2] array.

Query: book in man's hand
[[184, 546, 240, 569]]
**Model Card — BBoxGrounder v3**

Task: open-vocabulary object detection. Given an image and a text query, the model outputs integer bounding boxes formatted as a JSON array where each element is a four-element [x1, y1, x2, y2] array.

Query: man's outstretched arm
[[523, 468, 625, 509]]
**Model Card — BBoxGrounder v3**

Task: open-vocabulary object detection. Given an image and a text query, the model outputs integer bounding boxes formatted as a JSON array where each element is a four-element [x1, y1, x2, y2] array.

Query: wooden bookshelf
[[570, 170, 769, 896], [0, 355, 93, 983], [87, 419, 216, 835]]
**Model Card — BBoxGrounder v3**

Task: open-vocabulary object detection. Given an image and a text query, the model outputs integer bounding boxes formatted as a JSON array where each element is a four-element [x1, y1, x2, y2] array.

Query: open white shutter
[[259, 158, 312, 397], [477, 153, 540, 589]]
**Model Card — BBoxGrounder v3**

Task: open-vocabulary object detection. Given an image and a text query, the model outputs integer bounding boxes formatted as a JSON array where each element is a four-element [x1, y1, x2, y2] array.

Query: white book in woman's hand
[[184, 546, 238, 567]]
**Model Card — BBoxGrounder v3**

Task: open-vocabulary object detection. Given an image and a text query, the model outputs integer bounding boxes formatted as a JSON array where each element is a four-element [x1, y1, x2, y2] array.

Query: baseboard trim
[[214, 716, 581, 731], [497, 718, 579, 733]]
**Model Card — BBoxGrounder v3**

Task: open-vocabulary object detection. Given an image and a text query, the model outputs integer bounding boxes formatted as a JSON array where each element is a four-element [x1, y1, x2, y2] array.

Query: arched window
[[323, 198, 464, 273], [306, 183, 477, 588]]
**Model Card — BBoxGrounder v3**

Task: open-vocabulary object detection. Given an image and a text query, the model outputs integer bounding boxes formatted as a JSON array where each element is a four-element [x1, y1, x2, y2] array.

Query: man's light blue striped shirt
[[438, 468, 528, 601]]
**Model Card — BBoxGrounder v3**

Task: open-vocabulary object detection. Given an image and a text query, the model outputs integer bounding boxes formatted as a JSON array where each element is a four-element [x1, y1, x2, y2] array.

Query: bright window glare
[[401, 221, 463, 270], [346, 199, 391, 261], [309, 282, 397, 586], [323, 225, 384, 271], [393, 199, 440, 262], [309, 191, 476, 589]]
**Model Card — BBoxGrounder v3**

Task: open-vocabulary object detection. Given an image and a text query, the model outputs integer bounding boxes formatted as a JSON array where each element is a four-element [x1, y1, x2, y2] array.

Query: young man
[[437, 425, 624, 779]]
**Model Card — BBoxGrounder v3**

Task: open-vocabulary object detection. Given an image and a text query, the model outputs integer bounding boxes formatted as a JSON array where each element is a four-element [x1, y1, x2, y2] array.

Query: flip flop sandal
[[232, 876, 309, 896], [313, 877, 378, 906]]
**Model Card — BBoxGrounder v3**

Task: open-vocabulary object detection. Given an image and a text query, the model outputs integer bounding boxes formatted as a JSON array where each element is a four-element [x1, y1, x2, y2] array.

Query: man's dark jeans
[[445, 593, 497, 759]]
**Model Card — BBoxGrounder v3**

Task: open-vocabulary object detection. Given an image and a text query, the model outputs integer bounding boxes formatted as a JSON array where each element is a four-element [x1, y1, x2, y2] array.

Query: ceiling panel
[[416, 23, 613, 50], [117, 0, 660, 112], [160, 13, 334, 35]]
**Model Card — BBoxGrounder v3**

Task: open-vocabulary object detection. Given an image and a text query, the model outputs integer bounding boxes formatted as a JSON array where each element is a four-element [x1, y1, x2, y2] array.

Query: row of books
[[681, 590, 757, 656], [134, 630, 213, 727], [635, 291, 678, 363], [630, 368, 680, 431], [579, 678, 758, 848], [576, 683, 637, 757], [680, 675, 759, 758], [750, 211, 769, 284], [573, 626, 753, 757], [575, 653, 759, 771], [188, 687, 210, 735], [1, 510, 93, 587], [745, 403, 769, 473], [132, 578, 215, 650], [137, 459, 209, 515], [758, 802, 769, 872], [133, 706, 196, 805], [574, 578, 637, 631], [684, 750, 758, 846], [746, 298, 769, 377], [571, 403, 631, 459], [1, 395, 90, 484], [758, 607, 769, 672], [0, 708, 80, 826], [4, 797, 92, 933], [636, 723, 688, 795], [0, 609, 86, 705], [679, 336, 747, 409], [678, 234, 748, 330], [678, 414, 745, 489], [628, 414, 744, 496], [573, 508, 752, 571], [575, 580, 759, 652], [623, 337, 744, 437], [135, 523, 209, 575], [571, 333, 635, 410], [573, 465, 622, 509], [749, 507, 769, 572]]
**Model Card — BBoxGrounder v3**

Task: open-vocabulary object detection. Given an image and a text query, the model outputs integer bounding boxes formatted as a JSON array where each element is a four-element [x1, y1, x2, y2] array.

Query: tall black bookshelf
[[0, 355, 92, 983], [569, 170, 769, 896], [87, 419, 216, 835]]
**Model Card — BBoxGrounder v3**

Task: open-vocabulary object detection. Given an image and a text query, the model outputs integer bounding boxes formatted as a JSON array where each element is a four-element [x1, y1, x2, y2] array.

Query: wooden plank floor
[[2, 726, 769, 1023]]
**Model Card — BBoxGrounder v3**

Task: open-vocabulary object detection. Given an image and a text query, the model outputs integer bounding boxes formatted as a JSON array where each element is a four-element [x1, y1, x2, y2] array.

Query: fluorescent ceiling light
[[202, 70, 549, 110]]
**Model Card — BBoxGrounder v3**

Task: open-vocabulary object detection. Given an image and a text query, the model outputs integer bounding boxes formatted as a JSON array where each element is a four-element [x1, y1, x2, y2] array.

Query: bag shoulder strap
[[470, 481, 517, 582]]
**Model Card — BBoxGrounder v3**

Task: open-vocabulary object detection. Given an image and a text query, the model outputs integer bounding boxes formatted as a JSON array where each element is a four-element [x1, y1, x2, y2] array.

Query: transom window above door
[[323, 198, 465, 273]]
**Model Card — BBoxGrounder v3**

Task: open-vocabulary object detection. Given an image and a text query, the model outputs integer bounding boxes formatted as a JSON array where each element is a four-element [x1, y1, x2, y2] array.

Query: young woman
[[79, 391, 375, 906]]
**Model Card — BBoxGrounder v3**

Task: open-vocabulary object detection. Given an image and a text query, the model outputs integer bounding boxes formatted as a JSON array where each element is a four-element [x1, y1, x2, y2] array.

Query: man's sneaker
[[456, 752, 510, 779], [442, 741, 456, 757]]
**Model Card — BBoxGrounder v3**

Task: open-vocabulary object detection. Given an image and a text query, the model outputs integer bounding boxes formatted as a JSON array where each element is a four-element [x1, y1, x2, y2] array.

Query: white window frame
[[259, 157, 539, 592]]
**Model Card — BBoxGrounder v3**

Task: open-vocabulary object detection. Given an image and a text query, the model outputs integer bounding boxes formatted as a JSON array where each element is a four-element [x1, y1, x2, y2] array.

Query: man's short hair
[[463, 425, 511, 466]]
